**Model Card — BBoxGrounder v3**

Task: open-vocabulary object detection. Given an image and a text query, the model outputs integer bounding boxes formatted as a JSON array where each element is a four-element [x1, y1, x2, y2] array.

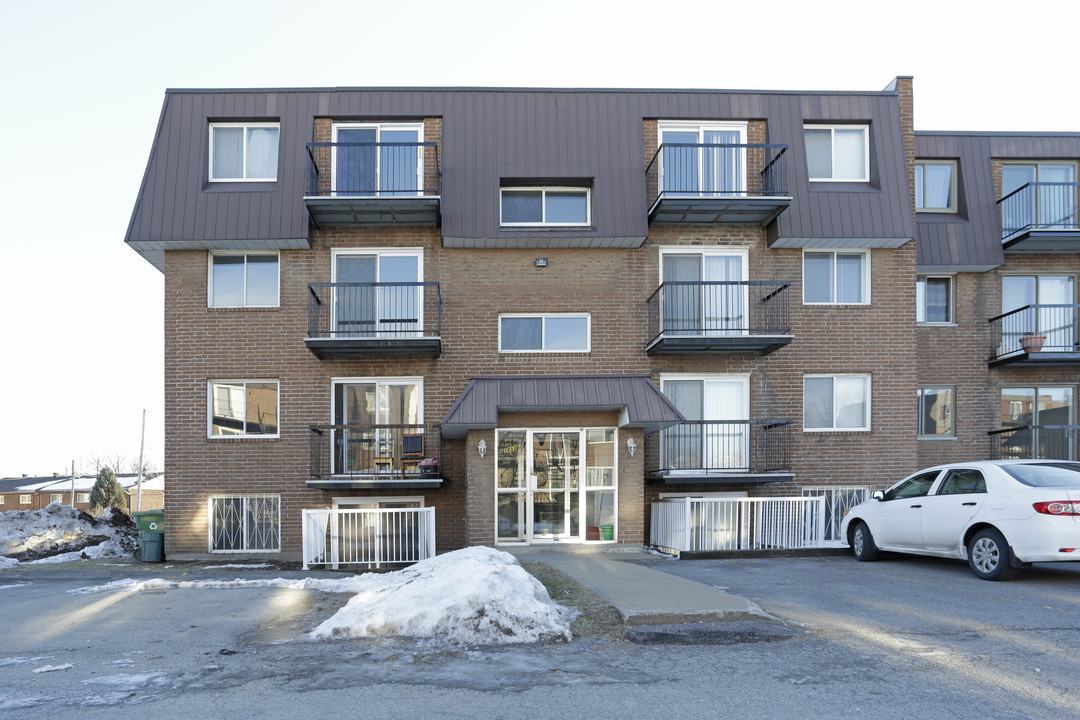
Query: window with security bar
[[210, 495, 280, 552]]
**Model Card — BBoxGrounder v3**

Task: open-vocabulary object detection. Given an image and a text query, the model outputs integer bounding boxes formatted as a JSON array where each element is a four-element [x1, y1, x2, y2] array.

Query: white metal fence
[[650, 496, 826, 554], [302, 507, 436, 569]]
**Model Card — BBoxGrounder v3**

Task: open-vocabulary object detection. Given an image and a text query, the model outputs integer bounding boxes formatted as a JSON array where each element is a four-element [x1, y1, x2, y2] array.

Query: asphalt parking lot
[[3, 554, 1080, 719]]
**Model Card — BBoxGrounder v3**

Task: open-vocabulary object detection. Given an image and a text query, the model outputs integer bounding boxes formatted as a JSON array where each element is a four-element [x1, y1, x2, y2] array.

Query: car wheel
[[852, 522, 879, 562], [967, 528, 1019, 581]]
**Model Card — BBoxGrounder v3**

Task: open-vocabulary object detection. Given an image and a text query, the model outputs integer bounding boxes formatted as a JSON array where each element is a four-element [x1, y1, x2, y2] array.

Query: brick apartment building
[[123, 77, 1079, 561]]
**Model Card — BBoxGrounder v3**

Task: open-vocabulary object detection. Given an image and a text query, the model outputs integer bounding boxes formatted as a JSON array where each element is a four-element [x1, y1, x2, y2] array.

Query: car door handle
[[962, 502, 977, 506], [910, 504, 922, 509]]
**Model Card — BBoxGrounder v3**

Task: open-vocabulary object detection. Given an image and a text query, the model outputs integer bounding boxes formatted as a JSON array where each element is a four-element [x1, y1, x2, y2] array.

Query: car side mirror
[[872, 490, 884, 501]]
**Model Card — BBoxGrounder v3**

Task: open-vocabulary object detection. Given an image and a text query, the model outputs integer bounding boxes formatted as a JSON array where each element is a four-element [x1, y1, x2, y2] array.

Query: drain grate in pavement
[[625, 621, 794, 645]]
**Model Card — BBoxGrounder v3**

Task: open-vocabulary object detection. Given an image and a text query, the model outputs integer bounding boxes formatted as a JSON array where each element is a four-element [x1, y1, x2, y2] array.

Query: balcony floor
[[308, 474, 444, 490], [989, 349, 1080, 368], [647, 334, 792, 356], [1002, 228, 1080, 252], [649, 195, 791, 225], [647, 471, 794, 484], [305, 336, 442, 358], [305, 196, 441, 226]]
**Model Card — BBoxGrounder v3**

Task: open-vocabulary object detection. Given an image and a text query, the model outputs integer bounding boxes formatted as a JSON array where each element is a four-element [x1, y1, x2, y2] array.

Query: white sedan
[[840, 460, 1080, 580]]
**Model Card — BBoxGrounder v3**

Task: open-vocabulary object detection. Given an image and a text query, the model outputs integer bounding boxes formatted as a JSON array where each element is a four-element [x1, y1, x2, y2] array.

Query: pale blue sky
[[1, 0, 1077, 477]]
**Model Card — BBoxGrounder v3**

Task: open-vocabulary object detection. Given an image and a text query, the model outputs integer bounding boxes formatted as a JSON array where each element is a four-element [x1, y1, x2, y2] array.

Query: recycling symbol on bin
[[149, 522, 158, 530]]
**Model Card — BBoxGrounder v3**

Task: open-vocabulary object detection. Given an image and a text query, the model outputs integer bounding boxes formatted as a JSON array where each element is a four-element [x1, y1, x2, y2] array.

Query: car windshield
[[1002, 462, 1080, 488]]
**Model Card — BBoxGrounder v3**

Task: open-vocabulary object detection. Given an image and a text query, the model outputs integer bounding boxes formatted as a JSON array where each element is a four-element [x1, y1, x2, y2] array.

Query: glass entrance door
[[495, 428, 615, 544]]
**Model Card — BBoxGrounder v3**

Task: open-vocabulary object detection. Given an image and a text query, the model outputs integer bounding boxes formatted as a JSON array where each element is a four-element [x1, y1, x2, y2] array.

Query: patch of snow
[[82, 672, 166, 691], [33, 663, 74, 673], [0, 657, 52, 667], [0, 695, 48, 711], [0, 582, 30, 588], [201, 563, 273, 569], [311, 546, 577, 644], [69, 575, 368, 596], [0, 504, 137, 563]]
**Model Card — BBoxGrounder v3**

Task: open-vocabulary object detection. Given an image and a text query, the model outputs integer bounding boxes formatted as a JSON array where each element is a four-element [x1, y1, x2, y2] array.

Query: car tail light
[[1033, 501, 1080, 516]]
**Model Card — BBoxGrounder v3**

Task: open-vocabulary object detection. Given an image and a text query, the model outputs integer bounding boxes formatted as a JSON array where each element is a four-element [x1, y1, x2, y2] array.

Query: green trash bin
[[132, 510, 165, 563]]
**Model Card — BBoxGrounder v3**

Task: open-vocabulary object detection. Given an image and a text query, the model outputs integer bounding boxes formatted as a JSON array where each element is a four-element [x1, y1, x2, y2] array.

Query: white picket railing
[[651, 496, 826, 554], [302, 507, 436, 569]]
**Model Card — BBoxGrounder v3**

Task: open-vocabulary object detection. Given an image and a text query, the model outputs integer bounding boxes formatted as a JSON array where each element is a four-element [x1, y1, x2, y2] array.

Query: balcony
[[999, 182, 1080, 251], [645, 419, 794, 483], [646, 143, 790, 225], [989, 425, 1079, 461], [308, 423, 443, 489], [305, 282, 442, 358], [646, 281, 792, 355], [988, 304, 1080, 367], [304, 141, 441, 226]]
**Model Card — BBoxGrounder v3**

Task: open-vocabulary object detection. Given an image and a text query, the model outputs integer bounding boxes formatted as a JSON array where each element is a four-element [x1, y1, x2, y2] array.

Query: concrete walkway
[[508, 546, 764, 626]]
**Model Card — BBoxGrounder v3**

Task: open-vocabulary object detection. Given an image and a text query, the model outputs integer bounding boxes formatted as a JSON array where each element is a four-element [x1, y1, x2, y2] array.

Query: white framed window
[[659, 248, 749, 336], [209, 252, 279, 308], [0, 496, 5, 504], [499, 314, 591, 353], [50, 493, 64, 504], [658, 121, 748, 196], [209, 123, 279, 181], [208, 380, 279, 438], [331, 122, 424, 197], [76, 492, 90, 504], [333, 496, 424, 510], [329, 249, 424, 338], [917, 276, 953, 324], [660, 374, 750, 472], [803, 250, 869, 304], [918, 386, 955, 438], [500, 187, 590, 226], [804, 124, 869, 182], [804, 374, 871, 432], [915, 160, 958, 212], [331, 377, 424, 476], [209, 494, 281, 553], [20, 495, 32, 505]]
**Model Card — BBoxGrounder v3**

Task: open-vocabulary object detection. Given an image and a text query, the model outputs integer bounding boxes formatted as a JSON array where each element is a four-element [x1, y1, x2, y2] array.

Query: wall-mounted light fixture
[[626, 437, 637, 456], [478, 438, 487, 458], [535, 257, 548, 267]]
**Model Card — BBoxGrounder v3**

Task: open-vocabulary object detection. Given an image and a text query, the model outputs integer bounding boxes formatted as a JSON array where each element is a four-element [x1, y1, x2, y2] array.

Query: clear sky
[[1, 0, 1077, 477]]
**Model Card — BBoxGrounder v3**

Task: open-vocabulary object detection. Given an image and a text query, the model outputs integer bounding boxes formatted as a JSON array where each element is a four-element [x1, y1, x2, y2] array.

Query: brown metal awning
[[440, 375, 685, 439]]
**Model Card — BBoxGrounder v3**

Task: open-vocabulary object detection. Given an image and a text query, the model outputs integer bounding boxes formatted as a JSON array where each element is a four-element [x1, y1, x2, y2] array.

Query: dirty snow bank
[[311, 546, 578, 644], [0, 505, 137, 564]]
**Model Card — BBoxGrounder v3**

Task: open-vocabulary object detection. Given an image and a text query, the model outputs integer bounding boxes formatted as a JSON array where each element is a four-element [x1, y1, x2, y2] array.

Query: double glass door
[[496, 429, 617, 544], [662, 379, 748, 472], [1002, 163, 1076, 233], [1002, 275, 1075, 351], [662, 252, 747, 336], [333, 253, 421, 338]]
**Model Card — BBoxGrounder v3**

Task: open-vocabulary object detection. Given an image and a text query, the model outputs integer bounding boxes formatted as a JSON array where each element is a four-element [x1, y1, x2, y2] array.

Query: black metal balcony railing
[[307, 282, 442, 340], [989, 425, 1079, 461], [646, 281, 791, 344], [305, 142, 441, 197], [998, 182, 1080, 238], [645, 143, 789, 202], [310, 424, 441, 480], [646, 420, 792, 475], [988, 304, 1080, 361]]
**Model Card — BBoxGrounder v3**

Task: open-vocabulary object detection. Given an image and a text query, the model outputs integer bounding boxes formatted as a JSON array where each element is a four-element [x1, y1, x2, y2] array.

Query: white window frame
[[19, 495, 32, 505], [802, 249, 871, 305], [330, 376, 425, 424], [207, 380, 280, 439], [330, 122, 424, 197], [918, 385, 956, 439], [499, 187, 591, 227], [804, 124, 870, 182], [50, 493, 64, 504], [207, 494, 281, 554], [914, 160, 958, 213], [498, 313, 592, 353], [208, 122, 280, 182], [76, 492, 90, 504], [207, 252, 280, 308], [659, 373, 751, 473], [917, 275, 954, 325], [803, 374, 871, 432], [657, 121, 749, 196]]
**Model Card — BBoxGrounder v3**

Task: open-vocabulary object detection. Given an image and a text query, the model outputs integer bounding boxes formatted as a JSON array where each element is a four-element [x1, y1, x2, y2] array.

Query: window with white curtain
[[803, 250, 869, 304], [804, 375, 870, 431], [660, 250, 748, 336], [915, 161, 957, 212], [209, 123, 279, 181], [658, 122, 748, 196], [804, 125, 869, 181]]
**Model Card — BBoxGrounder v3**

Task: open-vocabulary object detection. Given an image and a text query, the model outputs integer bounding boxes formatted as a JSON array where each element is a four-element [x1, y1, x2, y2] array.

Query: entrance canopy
[[440, 375, 685, 439]]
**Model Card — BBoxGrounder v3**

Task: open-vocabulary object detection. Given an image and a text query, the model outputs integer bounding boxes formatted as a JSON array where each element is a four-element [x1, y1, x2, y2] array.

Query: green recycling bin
[[132, 510, 165, 563]]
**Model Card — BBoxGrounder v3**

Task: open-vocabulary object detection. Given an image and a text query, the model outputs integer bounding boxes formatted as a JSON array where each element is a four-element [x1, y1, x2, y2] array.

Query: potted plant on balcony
[[1020, 333, 1046, 353]]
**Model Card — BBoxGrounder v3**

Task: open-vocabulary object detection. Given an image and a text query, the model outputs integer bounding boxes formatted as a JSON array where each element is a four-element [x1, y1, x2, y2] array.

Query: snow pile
[[311, 546, 578, 644], [0, 504, 137, 564]]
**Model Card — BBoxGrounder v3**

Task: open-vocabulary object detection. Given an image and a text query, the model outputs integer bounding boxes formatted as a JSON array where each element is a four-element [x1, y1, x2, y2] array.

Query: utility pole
[[136, 409, 147, 512], [70, 460, 75, 507]]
